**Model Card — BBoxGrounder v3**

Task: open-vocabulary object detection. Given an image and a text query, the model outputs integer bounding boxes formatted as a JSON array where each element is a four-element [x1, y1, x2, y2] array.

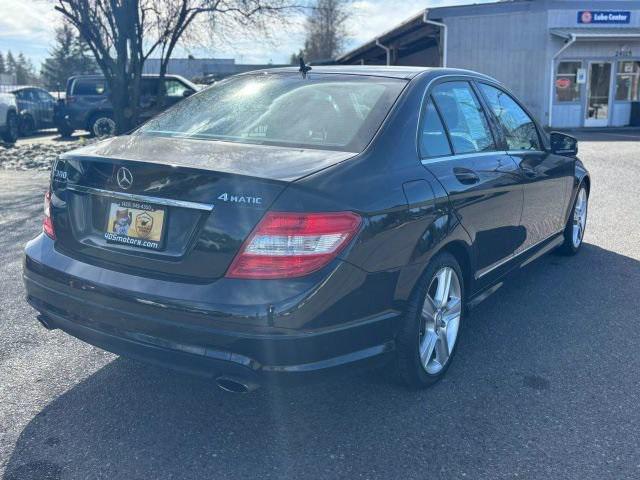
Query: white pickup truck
[[0, 92, 19, 144]]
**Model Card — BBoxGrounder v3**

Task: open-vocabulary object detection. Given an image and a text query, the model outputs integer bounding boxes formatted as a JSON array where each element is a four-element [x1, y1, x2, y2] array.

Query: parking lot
[[1, 131, 639, 479]]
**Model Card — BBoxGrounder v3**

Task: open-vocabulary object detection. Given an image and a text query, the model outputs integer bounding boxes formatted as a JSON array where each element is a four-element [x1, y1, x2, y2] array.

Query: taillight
[[226, 212, 362, 279], [43, 190, 55, 239]]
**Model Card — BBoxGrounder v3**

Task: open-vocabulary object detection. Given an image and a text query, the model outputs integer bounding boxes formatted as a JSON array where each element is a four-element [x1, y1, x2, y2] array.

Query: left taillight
[[226, 211, 362, 279], [43, 190, 55, 239]]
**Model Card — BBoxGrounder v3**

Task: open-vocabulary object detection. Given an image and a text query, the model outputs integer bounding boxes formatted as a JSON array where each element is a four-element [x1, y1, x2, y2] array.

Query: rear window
[[137, 73, 406, 152], [72, 79, 106, 96]]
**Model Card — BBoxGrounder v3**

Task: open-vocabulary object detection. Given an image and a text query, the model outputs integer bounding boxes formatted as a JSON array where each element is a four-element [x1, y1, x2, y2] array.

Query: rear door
[[477, 82, 572, 252], [420, 80, 524, 279]]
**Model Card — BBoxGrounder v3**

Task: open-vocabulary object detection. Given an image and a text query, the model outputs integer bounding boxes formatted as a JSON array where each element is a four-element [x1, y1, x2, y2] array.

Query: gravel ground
[[0, 138, 95, 171], [0, 132, 639, 479]]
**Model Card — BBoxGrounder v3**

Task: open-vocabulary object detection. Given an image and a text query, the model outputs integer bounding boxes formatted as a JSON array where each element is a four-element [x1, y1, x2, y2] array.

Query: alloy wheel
[[93, 117, 116, 138], [418, 266, 462, 375], [572, 188, 588, 248]]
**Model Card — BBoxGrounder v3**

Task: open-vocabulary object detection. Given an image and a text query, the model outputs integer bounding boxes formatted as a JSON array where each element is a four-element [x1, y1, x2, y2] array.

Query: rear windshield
[[136, 73, 406, 152]]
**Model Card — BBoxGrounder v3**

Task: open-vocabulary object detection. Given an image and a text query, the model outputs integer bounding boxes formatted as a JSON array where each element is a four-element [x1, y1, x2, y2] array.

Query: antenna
[[298, 56, 312, 78]]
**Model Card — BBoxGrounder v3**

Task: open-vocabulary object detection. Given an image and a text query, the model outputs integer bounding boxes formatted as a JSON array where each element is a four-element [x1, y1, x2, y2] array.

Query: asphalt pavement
[[1, 132, 639, 479]]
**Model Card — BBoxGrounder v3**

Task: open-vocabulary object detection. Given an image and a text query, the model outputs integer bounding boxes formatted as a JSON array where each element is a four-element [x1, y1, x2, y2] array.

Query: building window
[[615, 61, 640, 101], [555, 61, 582, 102]]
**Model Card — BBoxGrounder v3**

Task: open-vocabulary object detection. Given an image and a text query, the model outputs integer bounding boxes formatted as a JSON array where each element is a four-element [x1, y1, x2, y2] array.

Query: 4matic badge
[[217, 193, 263, 205]]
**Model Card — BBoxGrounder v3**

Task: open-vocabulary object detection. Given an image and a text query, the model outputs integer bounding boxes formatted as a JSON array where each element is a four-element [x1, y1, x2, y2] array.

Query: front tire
[[557, 184, 588, 256], [395, 252, 465, 388], [1, 111, 19, 144]]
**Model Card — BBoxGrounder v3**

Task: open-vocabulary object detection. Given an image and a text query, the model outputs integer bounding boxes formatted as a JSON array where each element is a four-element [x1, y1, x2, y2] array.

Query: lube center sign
[[578, 11, 631, 24]]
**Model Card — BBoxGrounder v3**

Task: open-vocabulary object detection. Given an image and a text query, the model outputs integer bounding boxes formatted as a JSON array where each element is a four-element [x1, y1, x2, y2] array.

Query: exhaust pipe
[[215, 376, 259, 394]]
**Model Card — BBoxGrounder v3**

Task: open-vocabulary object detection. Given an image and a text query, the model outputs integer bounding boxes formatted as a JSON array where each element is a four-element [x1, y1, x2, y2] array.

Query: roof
[[247, 65, 437, 79], [550, 27, 640, 40]]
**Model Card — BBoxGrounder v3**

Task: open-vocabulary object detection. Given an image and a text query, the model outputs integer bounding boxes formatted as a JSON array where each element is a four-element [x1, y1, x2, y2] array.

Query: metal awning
[[550, 28, 640, 41]]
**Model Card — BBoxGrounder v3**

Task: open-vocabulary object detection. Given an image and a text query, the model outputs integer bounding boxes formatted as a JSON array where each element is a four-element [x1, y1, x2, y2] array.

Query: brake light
[[226, 212, 362, 279], [43, 190, 55, 239]]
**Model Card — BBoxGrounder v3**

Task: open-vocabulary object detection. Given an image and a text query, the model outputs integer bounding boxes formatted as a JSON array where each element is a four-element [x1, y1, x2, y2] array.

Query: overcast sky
[[0, 0, 491, 68]]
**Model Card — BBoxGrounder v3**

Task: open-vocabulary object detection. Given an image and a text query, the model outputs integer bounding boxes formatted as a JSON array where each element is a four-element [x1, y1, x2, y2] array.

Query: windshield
[[136, 73, 406, 152]]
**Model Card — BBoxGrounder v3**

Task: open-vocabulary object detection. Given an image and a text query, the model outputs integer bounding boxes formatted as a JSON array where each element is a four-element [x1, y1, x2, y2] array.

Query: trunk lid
[[52, 135, 356, 281]]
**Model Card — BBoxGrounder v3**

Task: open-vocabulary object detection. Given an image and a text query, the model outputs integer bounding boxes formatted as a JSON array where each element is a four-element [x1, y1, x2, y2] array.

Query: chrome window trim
[[475, 228, 564, 279], [66, 184, 214, 211], [420, 150, 509, 166]]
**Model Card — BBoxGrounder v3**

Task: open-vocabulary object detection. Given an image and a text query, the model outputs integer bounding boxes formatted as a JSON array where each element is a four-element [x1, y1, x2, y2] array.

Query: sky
[[0, 0, 492, 69]]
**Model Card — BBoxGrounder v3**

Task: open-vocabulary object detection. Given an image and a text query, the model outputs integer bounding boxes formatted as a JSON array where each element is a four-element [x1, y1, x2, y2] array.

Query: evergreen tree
[[41, 23, 97, 90], [15, 53, 37, 85], [6, 51, 16, 76], [0, 53, 5, 75]]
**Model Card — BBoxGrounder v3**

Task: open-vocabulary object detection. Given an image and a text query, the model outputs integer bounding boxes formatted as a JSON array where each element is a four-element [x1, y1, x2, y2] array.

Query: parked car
[[11, 86, 57, 136], [0, 92, 19, 144], [55, 74, 199, 138], [24, 67, 589, 392]]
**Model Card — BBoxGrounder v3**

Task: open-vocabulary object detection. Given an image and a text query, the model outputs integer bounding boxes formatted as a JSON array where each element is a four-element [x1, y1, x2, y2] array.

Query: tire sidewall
[[396, 252, 465, 388], [90, 113, 115, 138], [562, 184, 589, 254], [3, 111, 19, 144]]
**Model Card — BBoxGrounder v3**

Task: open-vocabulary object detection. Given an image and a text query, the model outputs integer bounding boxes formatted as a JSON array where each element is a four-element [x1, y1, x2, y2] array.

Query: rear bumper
[[23, 234, 400, 385]]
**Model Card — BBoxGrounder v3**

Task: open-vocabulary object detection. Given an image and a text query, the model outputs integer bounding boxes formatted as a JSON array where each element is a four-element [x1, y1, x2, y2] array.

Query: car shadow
[[4, 243, 640, 479]]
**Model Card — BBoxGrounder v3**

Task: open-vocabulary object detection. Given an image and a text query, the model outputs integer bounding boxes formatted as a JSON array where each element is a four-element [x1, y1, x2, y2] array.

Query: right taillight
[[43, 190, 55, 239], [226, 211, 362, 279]]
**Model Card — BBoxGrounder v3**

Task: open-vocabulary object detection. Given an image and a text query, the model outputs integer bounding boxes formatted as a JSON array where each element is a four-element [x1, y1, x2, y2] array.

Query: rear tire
[[395, 252, 465, 389], [89, 113, 115, 138], [1, 111, 19, 144], [19, 114, 35, 137], [557, 184, 588, 256]]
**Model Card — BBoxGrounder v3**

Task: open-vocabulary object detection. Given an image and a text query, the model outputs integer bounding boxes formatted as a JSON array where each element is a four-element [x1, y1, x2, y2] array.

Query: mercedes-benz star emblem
[[116, 167, 133, 190]]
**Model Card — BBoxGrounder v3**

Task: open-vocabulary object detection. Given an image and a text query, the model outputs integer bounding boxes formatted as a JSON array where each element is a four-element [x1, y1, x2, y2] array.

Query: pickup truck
[[0, 92, 19, 144]]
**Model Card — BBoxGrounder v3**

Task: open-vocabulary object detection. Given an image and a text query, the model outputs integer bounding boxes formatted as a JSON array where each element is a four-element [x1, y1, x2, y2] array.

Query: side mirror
[[550, 131, 578, 157], [183, 89, 195, 98]]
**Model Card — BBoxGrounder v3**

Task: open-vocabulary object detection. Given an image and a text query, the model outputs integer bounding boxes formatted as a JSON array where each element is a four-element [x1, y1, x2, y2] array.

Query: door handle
[[454, 167, 480, 185]]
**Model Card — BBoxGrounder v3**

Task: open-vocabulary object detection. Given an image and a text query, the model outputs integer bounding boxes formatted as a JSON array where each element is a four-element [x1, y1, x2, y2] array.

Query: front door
[[585, 61, 612, 127], [477, 82, 572, 252]]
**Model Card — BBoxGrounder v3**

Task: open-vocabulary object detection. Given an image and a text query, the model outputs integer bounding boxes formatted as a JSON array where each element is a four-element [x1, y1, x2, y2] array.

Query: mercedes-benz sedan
[[23, 67, 590, 392]]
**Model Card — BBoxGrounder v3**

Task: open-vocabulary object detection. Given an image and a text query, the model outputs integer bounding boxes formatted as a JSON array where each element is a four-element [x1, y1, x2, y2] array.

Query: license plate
[[104, 199, 166, 250]]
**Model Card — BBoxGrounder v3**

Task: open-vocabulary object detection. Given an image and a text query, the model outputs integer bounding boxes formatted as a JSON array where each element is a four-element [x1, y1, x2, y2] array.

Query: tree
[[293, 0, 350, 63], [15, 53, 39, 85], [0, 53, 5, 75], [41, 23, 97, 90], [6, 51, 16, 76], [55, 0, 300, 134]]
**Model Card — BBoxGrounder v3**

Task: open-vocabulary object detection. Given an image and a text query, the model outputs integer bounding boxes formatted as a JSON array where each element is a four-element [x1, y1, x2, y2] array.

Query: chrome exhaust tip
[[215, 376, 259, 394]]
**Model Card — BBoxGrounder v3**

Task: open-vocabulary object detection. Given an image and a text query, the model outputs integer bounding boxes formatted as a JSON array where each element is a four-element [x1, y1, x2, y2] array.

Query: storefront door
[[585, 61, 612, 127]]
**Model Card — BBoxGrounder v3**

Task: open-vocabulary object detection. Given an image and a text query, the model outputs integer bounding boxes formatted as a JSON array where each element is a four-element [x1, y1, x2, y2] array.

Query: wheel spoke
[[421, 294, 438, 320], [435, 330, 449, 365], [435, 268, 452, 307], [419, 330, 438, 367]]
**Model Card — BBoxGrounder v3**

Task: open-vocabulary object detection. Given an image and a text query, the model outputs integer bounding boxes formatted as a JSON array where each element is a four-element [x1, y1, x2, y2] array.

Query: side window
[[431, 81, 495, 154], [419, 97, 451, 158], [164, 79, 190, 98], [73, 80, 106, 96], [479, 83, 541, 151]]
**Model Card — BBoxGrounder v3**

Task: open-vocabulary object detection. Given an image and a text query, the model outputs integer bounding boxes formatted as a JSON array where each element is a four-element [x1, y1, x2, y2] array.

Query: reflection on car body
[[24, 66, 589, 392]]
